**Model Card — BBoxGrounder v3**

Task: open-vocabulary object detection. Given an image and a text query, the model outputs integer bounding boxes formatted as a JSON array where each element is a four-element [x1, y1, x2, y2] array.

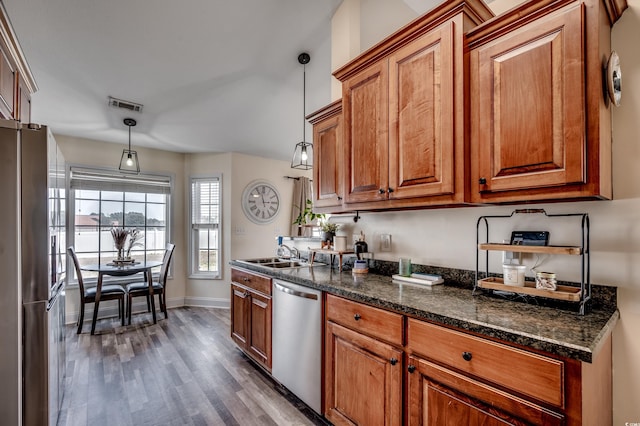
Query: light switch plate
[[380, 234, 392, 252]]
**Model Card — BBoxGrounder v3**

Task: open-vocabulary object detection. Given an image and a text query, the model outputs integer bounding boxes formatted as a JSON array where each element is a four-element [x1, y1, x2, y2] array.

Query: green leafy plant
[[293, 199, 325, 226], [320, 222, 340, 233]]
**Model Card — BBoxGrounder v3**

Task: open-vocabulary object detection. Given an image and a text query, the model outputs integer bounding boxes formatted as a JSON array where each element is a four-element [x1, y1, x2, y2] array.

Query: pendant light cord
[[302, 62, 306, 143], [128, 124, 132, 151]]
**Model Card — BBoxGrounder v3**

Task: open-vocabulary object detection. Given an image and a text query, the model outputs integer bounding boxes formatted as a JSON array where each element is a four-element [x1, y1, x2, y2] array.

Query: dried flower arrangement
[[126, 228, 144, 258]]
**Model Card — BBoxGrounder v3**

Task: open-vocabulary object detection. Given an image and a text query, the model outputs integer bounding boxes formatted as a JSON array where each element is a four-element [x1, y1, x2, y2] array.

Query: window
[[68, 167, 172, 281], [190, 175, 221, 278]]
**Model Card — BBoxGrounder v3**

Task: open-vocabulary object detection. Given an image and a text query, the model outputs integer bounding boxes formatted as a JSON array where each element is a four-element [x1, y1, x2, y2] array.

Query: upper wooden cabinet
[[333, 0, 494, 210], [468, 0, 627, 203], [0, 3, 37, 122], [308, 100, 343, 211]]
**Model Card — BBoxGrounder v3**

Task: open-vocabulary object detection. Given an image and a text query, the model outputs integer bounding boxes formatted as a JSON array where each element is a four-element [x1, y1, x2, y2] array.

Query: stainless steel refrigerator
[[0, 119, 66, 426]]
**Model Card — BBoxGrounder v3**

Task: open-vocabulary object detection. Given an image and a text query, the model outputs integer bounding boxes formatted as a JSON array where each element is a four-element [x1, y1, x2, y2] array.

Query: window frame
[[66, 164, 174, 287], [189, 174, 222, 279]]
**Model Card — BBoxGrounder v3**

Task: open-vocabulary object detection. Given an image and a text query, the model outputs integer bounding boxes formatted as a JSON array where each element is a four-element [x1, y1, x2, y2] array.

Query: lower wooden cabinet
[[230, 268, 272, 371], [324, 320, 403, 426], [407, 355, 564, 425], [325, 295, 613, 426], [324, 294, 403, 425]]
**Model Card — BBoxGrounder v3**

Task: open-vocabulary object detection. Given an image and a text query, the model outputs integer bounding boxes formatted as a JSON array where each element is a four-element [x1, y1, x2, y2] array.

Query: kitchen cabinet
[[324, 294, 403, 425], [468, 0, 627, 203], [0, 3, 37, 121], [333, 0, 493, 210], [0, 47, 15, 119], [324, 294, 613, 425], [230, 268, 272, 371], [308, 100, 343, 211]]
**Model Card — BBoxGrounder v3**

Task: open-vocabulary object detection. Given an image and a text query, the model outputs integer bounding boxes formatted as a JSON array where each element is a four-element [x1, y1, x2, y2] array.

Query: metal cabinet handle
[[337, 196, 343, 201], [390, 357, 398, 366], [243, 277, 249, 282], [353, 313, 361, 321], [387, 187, 394, 193], [408, 365, 416, 373], [378, 188, 385, 194], [478, 177, 487, 185], [462, 351, 472, 361]]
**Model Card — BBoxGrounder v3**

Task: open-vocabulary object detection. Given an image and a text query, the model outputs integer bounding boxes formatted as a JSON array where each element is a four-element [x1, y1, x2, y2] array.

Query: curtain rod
[[284, 175, 312, 181]]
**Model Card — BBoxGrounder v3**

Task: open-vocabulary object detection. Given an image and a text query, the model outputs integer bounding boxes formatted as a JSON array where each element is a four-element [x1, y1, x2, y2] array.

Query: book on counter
[[391, 273, 444, 286]]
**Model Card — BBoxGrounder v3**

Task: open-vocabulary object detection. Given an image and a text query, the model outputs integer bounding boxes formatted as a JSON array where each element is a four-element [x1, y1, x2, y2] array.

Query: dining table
[[81, 260, 163, 334]]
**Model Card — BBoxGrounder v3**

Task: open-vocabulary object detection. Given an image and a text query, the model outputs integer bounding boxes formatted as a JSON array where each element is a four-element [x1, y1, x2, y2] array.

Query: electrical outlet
[[380, 234, 392, 252]]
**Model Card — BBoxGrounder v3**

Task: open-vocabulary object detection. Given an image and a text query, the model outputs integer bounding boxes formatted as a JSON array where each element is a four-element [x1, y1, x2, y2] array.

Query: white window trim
[[189, 174, 222, 279], [66, 164, 175, 287]]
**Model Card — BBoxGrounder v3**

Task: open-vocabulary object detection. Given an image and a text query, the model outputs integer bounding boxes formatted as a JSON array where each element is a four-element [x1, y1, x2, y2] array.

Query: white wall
[[183, 152, 311, 307], [331, 0, 640, 422]]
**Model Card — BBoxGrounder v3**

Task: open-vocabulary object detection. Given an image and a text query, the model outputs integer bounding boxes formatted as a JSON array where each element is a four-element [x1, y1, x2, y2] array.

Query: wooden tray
[[478, 243, 582, 255], [477, 277, 582, 302]]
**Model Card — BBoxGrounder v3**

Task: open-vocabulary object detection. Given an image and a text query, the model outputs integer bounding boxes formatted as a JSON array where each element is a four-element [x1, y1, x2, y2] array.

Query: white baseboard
[[66, 296, 230, 325]]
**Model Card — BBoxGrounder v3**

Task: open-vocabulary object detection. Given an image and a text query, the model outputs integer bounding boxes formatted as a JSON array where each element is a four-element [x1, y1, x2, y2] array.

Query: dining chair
[[67, 246, 126, 334], [126, 243, 175, 325]]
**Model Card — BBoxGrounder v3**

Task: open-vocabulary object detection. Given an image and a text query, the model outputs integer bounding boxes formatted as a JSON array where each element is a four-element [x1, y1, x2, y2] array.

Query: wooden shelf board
[[477, 277, 582, 302], [478, 243, 582, 255]]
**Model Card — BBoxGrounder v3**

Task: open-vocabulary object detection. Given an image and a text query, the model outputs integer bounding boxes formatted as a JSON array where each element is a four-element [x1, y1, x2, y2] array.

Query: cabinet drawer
[[407, 318, 564, 408], [231, 268, 271, 295], [326, 294, 403, 346]]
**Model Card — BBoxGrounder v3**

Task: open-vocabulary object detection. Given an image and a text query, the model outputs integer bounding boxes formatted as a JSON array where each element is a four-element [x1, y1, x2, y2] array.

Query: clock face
[[242, 181, 281, 224]]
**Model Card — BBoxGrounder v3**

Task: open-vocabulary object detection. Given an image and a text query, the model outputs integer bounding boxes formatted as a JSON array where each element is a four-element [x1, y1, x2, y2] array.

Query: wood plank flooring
[[58, 307, 327, 426]]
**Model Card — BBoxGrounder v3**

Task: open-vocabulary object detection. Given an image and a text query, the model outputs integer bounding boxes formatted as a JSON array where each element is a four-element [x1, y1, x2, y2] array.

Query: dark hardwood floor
[[59, 307, 326, 426]]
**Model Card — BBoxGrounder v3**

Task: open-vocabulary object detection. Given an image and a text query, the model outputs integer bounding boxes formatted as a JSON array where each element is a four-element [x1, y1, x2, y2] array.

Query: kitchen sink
[[237, 258, 324, 269]]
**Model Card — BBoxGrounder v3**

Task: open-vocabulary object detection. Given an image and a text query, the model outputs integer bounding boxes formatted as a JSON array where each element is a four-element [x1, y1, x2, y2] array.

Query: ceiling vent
[[108, 96, 143, 113]]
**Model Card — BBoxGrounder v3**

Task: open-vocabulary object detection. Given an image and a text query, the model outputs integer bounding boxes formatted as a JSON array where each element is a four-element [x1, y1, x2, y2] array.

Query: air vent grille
[[108, 96, 143, 113]]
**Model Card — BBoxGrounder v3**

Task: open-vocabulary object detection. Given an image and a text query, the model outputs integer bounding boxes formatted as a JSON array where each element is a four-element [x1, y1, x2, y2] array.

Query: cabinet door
[[342, 60, 389, 204], [471, 4, 585, 200], [388, 21, 455, 200], [0, 48, 15, 119], [325, 321, 402, 426], [248, 290, 272, 370], [407, 355, 564, 426], [230, 284, 250, 350], [314, 113, 343, 208]]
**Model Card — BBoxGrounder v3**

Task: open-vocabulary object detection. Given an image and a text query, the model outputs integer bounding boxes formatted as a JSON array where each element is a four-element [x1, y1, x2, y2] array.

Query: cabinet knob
[[379, 188, 385, 194], [337, 196, 343, 201], [478, 177, 487, 185], [353, 313, 361, 321], [387, 187, 394, 193], [243, 277, 249, 282], [462, 351, 473, 362], [389, 357, 398, 366], [407, 365, 416, 373]]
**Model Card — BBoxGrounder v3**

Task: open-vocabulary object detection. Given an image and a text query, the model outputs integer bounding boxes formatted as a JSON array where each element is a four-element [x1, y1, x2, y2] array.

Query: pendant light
[[119, 118, 140, 174], [291, 52, 313, 170]]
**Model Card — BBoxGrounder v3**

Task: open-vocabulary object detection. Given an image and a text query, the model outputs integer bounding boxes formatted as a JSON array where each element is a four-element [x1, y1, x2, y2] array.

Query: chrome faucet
[[277, 244, 300, 260]]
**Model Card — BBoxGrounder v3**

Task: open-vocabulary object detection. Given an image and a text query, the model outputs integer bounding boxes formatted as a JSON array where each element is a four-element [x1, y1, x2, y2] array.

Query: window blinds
[[191, 177, 220, 228], [70, 167, 171, 194]]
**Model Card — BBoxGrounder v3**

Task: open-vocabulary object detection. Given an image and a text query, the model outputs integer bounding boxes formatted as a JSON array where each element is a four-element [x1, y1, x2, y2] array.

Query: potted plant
[[293, 199, 325, 236], [320, 221, 340, 243]]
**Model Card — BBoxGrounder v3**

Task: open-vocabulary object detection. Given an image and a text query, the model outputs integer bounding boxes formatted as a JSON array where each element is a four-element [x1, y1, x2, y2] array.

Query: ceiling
[[2, 0, 343, 161]]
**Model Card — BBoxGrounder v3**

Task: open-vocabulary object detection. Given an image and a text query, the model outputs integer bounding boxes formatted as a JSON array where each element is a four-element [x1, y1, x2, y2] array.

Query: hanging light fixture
[[291, 52, 313, 170], [119, 118, 140, 174]]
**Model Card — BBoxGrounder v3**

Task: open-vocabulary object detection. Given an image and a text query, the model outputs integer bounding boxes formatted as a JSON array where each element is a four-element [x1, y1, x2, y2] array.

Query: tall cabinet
[[468, 0, 627, 203], [333, 0, 494, 211]]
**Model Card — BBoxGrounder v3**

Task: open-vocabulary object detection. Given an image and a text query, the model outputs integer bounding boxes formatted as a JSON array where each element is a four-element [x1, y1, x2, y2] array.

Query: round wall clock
[[241, 180, 281, 224]]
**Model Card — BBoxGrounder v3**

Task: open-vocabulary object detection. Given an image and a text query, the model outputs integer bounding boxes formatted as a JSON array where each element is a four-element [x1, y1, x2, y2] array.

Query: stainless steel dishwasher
[[272, 279, 322, 414]]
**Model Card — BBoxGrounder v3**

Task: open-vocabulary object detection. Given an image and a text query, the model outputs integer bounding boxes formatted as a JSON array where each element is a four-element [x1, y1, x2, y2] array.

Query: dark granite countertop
[[230, 261, 618, 363]]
